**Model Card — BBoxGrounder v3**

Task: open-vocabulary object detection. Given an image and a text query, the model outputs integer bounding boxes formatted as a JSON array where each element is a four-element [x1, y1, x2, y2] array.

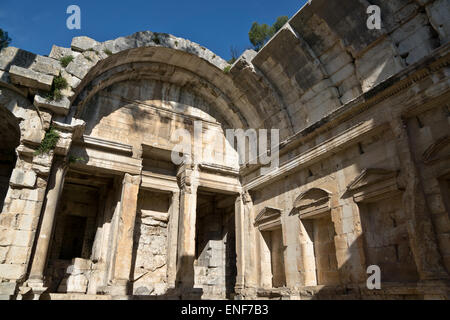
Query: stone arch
[[74, 60, 245, 131], [66, 44, 267, 169], [69, 45, 265, 131]]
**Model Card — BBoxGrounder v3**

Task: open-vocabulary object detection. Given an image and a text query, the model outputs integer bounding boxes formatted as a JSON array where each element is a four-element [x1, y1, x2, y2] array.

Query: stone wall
[[0, 0, 448, 300], [132, 190, 170, 296]]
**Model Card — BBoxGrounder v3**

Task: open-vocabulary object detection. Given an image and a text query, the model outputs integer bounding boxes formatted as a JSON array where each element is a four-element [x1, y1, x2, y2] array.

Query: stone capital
[[242, 191, 253, 204], [123, 173, 141, 186]]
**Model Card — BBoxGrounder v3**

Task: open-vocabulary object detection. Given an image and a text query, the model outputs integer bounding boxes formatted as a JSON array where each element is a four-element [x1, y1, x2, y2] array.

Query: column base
[[27, 281, 48, 300]]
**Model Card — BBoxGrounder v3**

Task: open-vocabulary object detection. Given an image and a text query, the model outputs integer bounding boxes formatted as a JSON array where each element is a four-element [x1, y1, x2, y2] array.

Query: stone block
[[8, 199, 26, 214], [391, 14, 429, 44], [65, 54, 94, 79], [17, 214, 39, 231], [330, 63, 355, 86], [0, 47, 36, 71], [20, 117, 46, 146], [71, 36, 100, 52], [341, 217, 354, 234], [0, 70, 10, 85], [9, 65, 53, 91], [355, 40, 404, 92], [0, 247, 7, 263], [0, 228, 12, 246], [397, 26, 435, 56], [325, 52, 353, 76], [12, 230, 34, 247], [0, 46, 60, 76], [61, 69, 81, 89], [6, 246, 29, 265], [49, 45, 80, 60], [0, 264, 26, 280], [34, 94, 71, 115], [340, 87, 361, 104], [406, 43, 435, 65], [10, 169, 37, 188], [141, 210, 169, 223], [19, 188, 46, 202], [31, 55, 60, 76], [426, 0, 450, 43], [82, 51, 101, 65]]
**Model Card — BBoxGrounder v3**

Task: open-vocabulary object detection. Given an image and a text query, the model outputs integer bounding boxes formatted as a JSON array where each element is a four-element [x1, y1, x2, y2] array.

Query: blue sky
[[1, 0, 306, 60]]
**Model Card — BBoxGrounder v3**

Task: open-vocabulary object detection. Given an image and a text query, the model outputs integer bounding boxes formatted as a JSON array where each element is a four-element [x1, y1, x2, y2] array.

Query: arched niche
[[74, 61, 244, 171]]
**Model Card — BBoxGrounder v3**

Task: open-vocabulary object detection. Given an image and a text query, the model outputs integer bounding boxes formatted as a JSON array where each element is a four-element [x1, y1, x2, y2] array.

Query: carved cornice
[[244, 120, 386, 190], [242, 45, 450, 186], [199, 163, 239, 176], [141, 172, 178, 194], [346, 168, 401, 203], [82, 135, 133, 155]]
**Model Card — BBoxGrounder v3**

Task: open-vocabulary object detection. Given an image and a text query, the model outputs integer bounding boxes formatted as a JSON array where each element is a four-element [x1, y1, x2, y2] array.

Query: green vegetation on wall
[[45, 74, 68, 102], [34, 127, 60, 155]]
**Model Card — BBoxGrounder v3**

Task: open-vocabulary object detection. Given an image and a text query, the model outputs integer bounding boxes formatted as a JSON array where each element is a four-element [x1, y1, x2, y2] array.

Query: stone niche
[[46, 183, 99, 293], [45, 170, 116, 294], [255, 207, 287, 289], [346, 169, 419, 283], [195, 192, 236, 299], [294, 189, 340, 286], [132, 189, 170, 296]]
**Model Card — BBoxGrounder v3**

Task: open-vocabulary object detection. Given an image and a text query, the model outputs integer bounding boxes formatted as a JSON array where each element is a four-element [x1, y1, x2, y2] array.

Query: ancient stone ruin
[[0, 0, 449, 300]]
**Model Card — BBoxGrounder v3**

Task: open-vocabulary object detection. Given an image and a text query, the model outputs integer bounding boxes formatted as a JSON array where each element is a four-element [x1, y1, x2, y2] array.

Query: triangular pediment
[[347, 168, 398, 192], [254, 207, 282, 226], [423, 136, 450, 165]]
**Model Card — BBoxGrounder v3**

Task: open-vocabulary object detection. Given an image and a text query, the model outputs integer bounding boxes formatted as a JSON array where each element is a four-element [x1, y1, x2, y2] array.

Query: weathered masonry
[[1, 0, 450, 300]]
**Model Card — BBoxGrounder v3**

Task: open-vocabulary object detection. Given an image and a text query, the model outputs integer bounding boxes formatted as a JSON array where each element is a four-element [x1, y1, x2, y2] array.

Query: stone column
[[167, 191, 180, 288], [109, 173, 141, 295], [390, 117, 448, 281], [175, 164, 199, 289], [242, 191, 258, 297], [27, 156, 68, 296], [331, 203, 366, 285], [234, 194, 245, 293]]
